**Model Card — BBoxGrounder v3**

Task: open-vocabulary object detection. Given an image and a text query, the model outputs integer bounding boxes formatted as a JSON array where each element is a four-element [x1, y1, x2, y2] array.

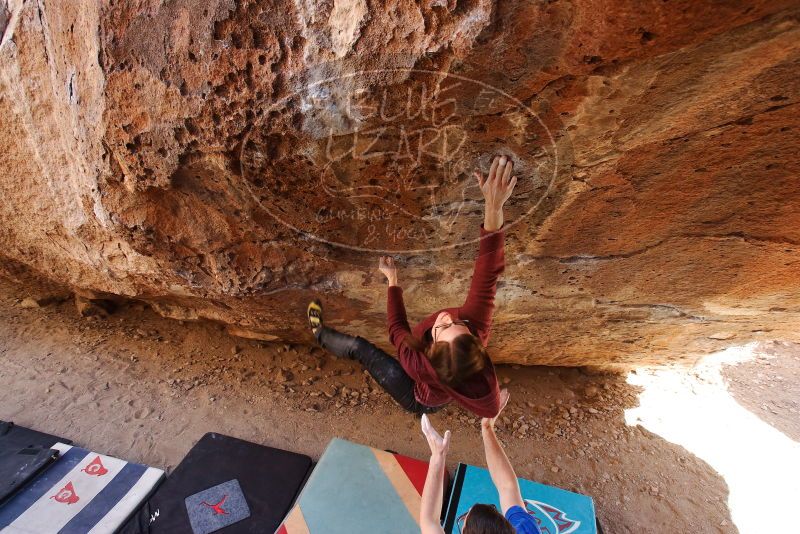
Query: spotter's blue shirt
[[505, 505, 542, 534]]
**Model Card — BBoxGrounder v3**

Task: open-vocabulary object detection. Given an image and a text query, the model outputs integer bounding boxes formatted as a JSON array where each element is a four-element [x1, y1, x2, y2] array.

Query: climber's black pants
[[315, 326, 441, 415]]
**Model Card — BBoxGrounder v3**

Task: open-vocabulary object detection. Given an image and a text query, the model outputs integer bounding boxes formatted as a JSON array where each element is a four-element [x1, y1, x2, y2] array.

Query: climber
[[306, 154, 516, 417], [419, 389, 540, 534]]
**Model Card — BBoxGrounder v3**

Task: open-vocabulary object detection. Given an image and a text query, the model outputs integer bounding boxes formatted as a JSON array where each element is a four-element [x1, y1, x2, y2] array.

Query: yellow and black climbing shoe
[[307, 299, 323, 335]]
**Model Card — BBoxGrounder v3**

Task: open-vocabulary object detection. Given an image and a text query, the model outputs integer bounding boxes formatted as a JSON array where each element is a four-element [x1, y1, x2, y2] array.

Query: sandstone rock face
[[1, 0, 798, 367]]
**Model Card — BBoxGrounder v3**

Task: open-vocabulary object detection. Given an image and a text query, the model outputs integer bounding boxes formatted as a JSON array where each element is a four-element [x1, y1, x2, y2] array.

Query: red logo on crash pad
[[201, 495, 230, 515], [50, 481, 80, 504], [81, 456, 108, 476]]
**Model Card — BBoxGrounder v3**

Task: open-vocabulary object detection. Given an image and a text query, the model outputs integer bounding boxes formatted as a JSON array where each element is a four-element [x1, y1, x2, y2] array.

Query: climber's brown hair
[[405, 332, 488, 387]]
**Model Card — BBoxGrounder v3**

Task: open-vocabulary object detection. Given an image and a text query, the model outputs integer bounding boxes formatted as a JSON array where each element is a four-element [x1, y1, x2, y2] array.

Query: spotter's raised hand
[[421, 414, 451, 458]]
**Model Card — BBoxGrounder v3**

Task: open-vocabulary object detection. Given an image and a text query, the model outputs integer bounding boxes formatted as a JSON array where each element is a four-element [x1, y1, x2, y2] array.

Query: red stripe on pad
[[392, 453, 428, 495]]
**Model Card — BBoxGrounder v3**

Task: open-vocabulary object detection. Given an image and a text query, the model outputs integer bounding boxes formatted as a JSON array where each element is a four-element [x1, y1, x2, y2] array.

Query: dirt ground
[[0, 276, 797, 533]]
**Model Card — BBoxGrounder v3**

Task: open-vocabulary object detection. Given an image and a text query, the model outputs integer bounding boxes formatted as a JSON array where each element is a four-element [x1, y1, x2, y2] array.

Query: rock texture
[[0, 0, 798, 367]]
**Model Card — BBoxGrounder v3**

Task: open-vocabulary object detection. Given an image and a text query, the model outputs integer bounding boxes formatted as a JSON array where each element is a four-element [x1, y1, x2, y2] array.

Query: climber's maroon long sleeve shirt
[[386, 224, 504, 418]]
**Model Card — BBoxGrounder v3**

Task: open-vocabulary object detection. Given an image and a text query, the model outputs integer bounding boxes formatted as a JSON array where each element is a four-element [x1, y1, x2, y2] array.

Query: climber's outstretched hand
[[378, 256, 398, 287], [474, 155, 517, 231]]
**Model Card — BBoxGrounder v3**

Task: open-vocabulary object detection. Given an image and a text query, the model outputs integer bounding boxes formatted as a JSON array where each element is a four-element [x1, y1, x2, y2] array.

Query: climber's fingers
[[493, 155, 509, 186], [487, 155, 500, 184], [508, 175, 518, 194], [501, 158, 514, 185], [474, 170, 485, 189]]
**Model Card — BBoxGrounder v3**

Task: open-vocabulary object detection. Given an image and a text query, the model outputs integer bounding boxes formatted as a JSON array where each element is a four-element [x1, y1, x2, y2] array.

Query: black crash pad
[[120, 432, 312, 534], [0, 421, 73, 505]]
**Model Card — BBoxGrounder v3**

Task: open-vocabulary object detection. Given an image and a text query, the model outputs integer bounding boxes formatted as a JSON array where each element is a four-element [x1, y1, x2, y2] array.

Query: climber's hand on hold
[[474, 155, 517, 232], [378, 256, 399, 287]]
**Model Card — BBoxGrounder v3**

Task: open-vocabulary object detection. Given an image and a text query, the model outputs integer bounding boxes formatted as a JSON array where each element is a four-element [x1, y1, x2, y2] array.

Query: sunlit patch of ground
[[626, 342, 800, 533]]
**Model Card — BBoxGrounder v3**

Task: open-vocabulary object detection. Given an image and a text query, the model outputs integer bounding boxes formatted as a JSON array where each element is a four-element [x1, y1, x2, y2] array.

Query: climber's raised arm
[[459, 156, 516, 335], [380, 256, 411, 350]]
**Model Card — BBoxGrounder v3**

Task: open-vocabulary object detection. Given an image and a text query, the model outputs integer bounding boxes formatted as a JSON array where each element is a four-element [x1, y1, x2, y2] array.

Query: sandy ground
[[0, 276, 798, 533]]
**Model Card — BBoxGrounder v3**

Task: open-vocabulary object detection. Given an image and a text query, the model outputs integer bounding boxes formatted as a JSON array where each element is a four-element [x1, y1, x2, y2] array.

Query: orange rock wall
[[1, 0, 798, 366]]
